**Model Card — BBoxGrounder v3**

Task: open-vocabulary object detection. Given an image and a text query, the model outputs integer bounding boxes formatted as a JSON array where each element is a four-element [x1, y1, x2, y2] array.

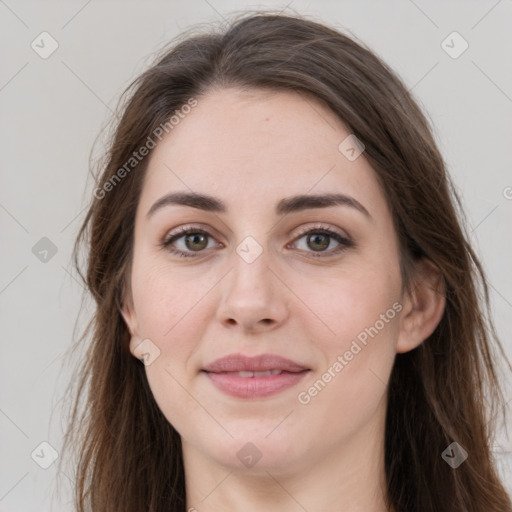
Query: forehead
[[138, 87, 387, 219]]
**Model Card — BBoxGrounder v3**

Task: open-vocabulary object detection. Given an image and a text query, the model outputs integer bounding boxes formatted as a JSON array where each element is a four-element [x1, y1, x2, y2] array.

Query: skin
[[122, 87, 445, 512]]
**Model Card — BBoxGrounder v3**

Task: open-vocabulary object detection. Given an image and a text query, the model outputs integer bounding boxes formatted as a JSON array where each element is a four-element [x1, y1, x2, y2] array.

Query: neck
[[183, 412, 391, 512]]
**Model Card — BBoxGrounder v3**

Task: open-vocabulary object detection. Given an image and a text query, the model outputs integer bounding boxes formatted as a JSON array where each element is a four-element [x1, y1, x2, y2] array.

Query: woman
[[61, 11, 512, 512]]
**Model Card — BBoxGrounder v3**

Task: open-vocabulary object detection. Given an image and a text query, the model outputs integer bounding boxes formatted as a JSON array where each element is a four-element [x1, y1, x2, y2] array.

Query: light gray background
[[1, 1, 511, 510]]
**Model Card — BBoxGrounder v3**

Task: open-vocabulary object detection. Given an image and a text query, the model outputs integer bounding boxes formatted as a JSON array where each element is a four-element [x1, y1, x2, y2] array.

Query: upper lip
[[203, 353, 309, 373]]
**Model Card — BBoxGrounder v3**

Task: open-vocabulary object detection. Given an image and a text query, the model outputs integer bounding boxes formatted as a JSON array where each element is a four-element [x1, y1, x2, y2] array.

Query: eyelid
[[163, 223, 222, 243], [290, 222, 351, 242], [286, 223, 353, 258], [161, 222, 353, 258], [161, 224, 223, 258]]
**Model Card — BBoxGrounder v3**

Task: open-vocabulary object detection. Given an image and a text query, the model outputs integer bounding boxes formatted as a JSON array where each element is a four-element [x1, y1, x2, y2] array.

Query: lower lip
[[204, 371, 309, 399]]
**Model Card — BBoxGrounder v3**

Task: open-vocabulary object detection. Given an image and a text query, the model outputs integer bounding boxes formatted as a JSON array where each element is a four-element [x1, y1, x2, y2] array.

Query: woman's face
[[122, 87, 412, 474]]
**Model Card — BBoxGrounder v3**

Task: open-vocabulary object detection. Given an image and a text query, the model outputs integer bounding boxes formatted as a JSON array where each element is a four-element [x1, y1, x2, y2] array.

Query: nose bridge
[[216, 233, 289, 330], [230, 234, 274, 296]]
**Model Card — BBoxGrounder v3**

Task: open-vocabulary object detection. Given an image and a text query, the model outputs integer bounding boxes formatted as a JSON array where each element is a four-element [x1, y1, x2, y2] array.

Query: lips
[[203, 353, 309, 373], [233, 369, 283, 377], [202, 354, 310, 399]]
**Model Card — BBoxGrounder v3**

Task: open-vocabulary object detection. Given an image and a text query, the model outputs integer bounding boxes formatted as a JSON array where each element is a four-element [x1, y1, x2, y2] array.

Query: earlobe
[[396, 258, 446, 354], [121, 302, 137, 335], [120, 300, 141, 358]]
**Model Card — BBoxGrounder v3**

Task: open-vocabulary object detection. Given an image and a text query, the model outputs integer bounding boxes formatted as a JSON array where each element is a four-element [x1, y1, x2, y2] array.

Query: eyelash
[[160, 224, 353, 259]]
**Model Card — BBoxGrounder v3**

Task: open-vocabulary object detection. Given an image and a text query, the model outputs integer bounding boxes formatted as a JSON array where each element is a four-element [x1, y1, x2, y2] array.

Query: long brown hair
[[59, 10, 512, 511]]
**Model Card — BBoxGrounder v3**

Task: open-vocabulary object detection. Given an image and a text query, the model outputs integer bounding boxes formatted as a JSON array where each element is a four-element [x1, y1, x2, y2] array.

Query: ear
[[121, 297, 142, 359], [396, 258, 446, 354]]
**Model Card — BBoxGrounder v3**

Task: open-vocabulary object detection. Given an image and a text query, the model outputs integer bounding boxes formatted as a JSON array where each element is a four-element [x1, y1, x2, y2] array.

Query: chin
[[203, 424, 304, 473]]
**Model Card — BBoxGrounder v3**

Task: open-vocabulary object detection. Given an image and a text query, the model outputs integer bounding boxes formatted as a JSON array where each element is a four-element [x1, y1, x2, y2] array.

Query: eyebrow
[[146, 191, 371, 219]]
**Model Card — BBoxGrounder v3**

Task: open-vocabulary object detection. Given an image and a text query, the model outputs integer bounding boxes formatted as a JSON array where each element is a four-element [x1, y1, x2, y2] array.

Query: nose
[[215, 245, 289, 333]]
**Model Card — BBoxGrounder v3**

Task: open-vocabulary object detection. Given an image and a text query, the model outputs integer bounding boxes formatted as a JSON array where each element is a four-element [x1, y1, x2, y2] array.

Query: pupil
[[186, 233, 207, 251], [308, 233, 329, 251]]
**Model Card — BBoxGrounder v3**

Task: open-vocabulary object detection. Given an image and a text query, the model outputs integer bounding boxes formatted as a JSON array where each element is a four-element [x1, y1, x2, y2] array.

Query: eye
[[289, 226, 353, 258], [161, 224, 353, 259], [161, 227, 220, 258]]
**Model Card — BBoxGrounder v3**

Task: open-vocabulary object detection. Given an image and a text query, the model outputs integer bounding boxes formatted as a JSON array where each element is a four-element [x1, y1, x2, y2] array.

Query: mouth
[[202, 353, 310, 399]]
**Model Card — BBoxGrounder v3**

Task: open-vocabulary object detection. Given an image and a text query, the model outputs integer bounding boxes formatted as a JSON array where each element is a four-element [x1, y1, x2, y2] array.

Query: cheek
[[294, 296, 401, 446], [130, 262, 217, 426], [290, 260, 402, 410], [131, 256, 215, 340], [291, 260, 402, 352]]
